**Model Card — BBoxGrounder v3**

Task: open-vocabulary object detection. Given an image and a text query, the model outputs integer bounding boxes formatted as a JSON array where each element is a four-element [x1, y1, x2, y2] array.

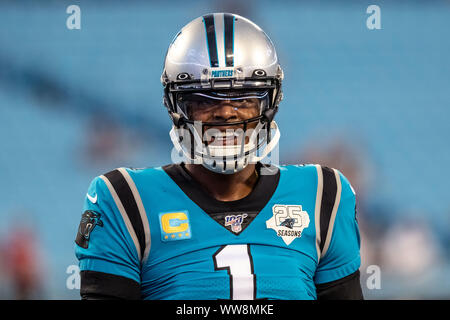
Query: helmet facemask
[[167, 86, 281, 174]]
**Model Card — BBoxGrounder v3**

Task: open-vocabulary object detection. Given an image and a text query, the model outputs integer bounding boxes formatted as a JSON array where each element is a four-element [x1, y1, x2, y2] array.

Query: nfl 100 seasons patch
[[224, 213, 248, 233]]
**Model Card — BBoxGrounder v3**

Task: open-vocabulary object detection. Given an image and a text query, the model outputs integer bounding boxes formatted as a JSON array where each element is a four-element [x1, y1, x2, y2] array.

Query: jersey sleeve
[[74, 176, 141, 286], [314, 170, 361, 285]]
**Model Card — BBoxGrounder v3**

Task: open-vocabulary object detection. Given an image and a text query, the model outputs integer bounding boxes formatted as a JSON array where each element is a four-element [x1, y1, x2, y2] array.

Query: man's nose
[[213, 102, 239, 122]]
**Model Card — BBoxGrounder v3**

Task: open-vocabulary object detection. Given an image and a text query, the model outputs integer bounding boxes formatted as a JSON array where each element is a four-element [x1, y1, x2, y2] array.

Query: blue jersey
[[75, 163, 361, 300]]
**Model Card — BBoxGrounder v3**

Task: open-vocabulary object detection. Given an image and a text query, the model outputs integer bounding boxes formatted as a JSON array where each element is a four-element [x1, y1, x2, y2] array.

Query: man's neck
[[184, 163, 259, 202]]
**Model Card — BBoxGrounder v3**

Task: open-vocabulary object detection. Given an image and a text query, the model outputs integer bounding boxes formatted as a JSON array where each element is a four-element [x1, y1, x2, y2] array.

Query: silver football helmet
[[161, 13, 283, 174]]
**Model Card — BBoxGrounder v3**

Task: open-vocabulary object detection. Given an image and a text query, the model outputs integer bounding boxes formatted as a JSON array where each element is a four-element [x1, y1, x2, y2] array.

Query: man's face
[[180, 92, 265, 146]]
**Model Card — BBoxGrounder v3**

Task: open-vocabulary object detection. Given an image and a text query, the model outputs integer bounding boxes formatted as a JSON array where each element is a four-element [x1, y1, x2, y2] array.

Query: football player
[[75, 13, 363, 300]]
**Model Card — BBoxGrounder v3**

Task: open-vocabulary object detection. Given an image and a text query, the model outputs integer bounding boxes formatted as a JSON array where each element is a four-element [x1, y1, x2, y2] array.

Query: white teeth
[[206, 132, 239, 139], [218, 132, 235, 137], [216, 135, 234, 141]]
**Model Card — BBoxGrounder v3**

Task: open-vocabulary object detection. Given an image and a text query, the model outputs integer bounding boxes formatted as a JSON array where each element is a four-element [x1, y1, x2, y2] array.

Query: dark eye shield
[[175, 90, 271, 128]]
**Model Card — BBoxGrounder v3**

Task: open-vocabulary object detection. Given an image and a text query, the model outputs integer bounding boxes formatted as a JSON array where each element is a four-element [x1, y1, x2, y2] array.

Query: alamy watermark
[[66, 264, 80, 290], [366, 5, 381, 30], [366, 264, 382, 290], [66, 5, 81, 30], [169, 124, 280, 175]]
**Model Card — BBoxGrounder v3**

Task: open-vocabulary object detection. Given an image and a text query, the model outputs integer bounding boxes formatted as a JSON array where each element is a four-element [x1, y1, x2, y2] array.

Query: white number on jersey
[[213, 244, 256, 300]]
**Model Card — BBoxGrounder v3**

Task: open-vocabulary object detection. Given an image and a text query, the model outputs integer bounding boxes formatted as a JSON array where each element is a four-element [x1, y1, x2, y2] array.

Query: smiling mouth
[[205, 131, 243, 146], [204, 129, 248, 146], [200, 120, 260, 146]]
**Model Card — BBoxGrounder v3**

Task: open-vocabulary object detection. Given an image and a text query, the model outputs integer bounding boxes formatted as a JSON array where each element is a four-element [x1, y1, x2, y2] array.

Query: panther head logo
[[280, 218, 296, 229], [75, 210, 103, 248]]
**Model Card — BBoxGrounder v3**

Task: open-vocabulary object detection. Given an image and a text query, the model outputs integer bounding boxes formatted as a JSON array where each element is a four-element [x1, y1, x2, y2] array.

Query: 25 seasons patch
[[75, 210, 104, 248], [266, 204, 310, 245]]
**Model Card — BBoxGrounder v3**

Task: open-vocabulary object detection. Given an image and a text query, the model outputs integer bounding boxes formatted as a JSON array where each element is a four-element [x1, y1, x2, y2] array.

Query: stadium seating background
[[0, 0, 449, 299]]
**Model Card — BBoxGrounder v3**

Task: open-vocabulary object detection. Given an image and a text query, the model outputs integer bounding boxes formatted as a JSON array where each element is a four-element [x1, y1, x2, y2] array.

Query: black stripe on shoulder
[[203, 14, 219, 68], [319, 166, 337, 252], [104, 169, 145, 260], [80, 270, 141, 300]]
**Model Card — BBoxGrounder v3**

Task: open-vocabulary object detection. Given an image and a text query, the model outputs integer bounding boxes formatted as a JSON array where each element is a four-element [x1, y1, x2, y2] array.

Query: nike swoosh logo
[[86, 193, 97, 204]]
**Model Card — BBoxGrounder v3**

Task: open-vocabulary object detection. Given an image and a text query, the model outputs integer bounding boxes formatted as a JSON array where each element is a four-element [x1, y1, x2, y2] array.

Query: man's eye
[[240, 100, 255, 107]]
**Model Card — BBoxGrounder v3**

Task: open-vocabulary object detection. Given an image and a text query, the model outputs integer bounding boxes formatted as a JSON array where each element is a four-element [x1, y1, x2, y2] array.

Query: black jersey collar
[[162, 162, 280, 235]]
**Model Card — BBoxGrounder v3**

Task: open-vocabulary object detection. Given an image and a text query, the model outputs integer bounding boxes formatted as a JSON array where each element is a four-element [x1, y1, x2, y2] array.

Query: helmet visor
[[176, 90, 269, 122]]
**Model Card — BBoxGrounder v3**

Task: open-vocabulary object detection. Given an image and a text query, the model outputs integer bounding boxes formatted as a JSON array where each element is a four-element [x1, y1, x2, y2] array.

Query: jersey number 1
[[213, 244, 256, 300]]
